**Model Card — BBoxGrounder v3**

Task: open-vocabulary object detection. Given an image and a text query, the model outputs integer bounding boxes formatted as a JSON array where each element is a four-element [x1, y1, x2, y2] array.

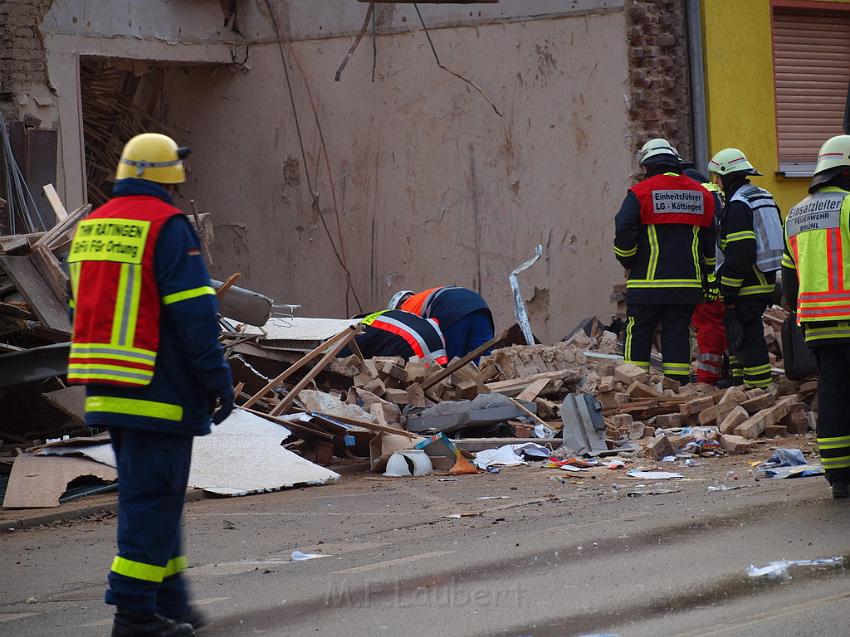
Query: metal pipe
[[686, 0, 709, 173]]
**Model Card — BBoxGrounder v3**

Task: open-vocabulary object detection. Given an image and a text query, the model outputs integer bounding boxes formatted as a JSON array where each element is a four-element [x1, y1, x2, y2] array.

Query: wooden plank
[[243, 325, 360, 409], [42, 184, 68, 222], [422, 325, 517, 390], [240, 407, 334, 440], [515, 378, 550, 402], [485, 370, 570, 395], [301, 411, 418, 439], [42, 386, 86, 425], [270, 327, 360, 416], [31, 244, 68, 303], [0, 301, 33, 319], [33, 202, 91, 250], [0, 255, 70, 333], [216, 272, 241, 297]]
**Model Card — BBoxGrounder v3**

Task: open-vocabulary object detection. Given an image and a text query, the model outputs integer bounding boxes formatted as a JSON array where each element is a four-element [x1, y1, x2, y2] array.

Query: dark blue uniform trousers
[[105, 427, 193, 617], [442, 309, 495, 362]]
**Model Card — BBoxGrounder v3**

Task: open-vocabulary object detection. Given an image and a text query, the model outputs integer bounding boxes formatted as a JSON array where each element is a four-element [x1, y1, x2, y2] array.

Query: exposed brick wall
[[0, 0, 53, 122], [626, 0, 693, 166]]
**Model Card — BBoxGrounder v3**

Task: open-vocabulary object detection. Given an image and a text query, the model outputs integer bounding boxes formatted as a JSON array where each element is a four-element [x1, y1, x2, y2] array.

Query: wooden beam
[[0, 255, 70, 333], [242, 325, 360, 409], [422, 325, 516, 390], [42, 184, 68, 223], [270, 327, 360, 416], [33, 203, 91, 250], [240, 407, 334, 440], [215, 272, 241, 297], [304, 411, 419, 439]]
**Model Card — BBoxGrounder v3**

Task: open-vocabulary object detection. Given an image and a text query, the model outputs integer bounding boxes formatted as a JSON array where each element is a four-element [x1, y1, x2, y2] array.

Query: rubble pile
[[0, 198, 819, 508]]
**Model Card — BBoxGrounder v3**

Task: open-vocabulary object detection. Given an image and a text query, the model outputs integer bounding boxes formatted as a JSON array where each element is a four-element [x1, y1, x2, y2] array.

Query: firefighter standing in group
[[614, 138, 716, 385], [67, 133, 234, 637], [708, 148, 784, 389], [782, 134, 850, 499], [685, 168, 728, 385]]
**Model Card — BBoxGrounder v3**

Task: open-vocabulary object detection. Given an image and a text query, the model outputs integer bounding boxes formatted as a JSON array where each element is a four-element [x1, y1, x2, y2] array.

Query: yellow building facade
[[702, 0, 850, 213]]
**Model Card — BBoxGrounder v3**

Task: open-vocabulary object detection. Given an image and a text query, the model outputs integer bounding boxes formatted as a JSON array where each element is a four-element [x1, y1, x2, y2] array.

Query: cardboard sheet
[[35, 411, 340, 497], [190, 410, 340, 495], [239, 317, 359, 350], [2, 455, 117, 509]]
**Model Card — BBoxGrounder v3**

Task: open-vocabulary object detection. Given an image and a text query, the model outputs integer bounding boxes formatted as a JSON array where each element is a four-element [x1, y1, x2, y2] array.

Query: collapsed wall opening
[[79, 58, 178, 207]]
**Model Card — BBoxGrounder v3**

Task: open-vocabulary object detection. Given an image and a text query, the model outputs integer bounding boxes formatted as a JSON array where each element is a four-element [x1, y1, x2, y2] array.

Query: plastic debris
[[626, 470, 683, 480], [747, 557, 843, 579], [762, 448, 806, 468], [707, 484, 751, 492], [290, 551, 326, 561], [763, 464, 824, 479]]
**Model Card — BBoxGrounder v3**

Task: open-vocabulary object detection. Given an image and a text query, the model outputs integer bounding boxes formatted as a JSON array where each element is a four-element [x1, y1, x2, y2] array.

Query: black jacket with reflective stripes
[[614, 171, 716, 305], [717, 180, 777, 300]]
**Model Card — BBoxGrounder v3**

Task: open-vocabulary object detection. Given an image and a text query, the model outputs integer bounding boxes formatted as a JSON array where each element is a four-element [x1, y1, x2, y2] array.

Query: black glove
[[702, 272, 721, 302], [204, 366, 235, 425], [723, 303, 743, 354], [211, 390, 234, 425]]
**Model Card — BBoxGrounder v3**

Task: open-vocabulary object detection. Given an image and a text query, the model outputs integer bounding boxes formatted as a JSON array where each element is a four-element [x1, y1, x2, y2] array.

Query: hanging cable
[[262, 0, 363, 315], [412, 3, 503, 118]]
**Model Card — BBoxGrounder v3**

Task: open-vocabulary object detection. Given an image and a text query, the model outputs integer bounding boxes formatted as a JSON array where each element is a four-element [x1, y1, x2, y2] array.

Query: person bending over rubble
[[340, 309, 449, 367], [388, 286, 494, 362], [67, 133, 233, 637]]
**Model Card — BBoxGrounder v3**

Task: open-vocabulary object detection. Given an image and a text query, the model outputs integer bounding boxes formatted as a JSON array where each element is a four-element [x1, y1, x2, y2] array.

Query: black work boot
[[168, 607, 207, 631], [831, 479, 849, 499], [111, 610, 195, 637]]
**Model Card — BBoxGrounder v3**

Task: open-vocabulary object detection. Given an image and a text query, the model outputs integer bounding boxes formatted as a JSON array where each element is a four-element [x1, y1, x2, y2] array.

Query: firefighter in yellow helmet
[[782, 134, 850, 499], [68, 133, 232, 635], [708, 148, 784, 389], [614, 139, 717, 384]]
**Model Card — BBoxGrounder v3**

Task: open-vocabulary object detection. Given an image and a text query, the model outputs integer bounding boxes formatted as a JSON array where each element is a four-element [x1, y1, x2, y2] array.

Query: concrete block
[[615, 363, 649, 385], [655, 413, 683, 428], [680, 395, 714, 416], [719, 406, 749, 435], [720, 434, 755, 455], [645, 434, 675, 459]]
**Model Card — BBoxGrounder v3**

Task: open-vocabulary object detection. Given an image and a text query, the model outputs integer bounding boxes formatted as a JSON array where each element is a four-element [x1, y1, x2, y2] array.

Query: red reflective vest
[[400, 287, 444, 316], [67, 196, 182, 388], [630, 173, 715, 227]]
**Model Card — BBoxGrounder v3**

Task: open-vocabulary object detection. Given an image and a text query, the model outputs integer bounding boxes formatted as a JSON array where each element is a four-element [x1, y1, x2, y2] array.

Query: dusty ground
[[2, 435, 850, 637]]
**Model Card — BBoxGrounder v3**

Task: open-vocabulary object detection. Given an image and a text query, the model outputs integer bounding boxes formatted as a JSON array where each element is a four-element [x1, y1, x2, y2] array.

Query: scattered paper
[[472, 443, 550, 469], [763, 464, 824, 479], [626, 470, 683, 480], [707, 484, 752, 492], [747, 557, 843, 579]]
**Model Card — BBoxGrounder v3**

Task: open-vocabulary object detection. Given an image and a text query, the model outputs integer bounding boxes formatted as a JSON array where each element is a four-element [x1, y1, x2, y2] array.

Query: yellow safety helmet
[[810, 134, 850, 193], [638, 138, 683, 167], [707, 148, 761, 177], [115, 133, 190, 184]]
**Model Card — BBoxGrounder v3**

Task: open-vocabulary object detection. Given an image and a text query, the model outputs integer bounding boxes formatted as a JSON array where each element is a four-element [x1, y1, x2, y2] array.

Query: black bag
[[782, 314, 818, 380]]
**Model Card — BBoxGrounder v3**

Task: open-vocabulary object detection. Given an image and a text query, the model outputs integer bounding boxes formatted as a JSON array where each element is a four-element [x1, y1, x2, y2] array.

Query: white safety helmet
[[810, 135, 850, 193], [387, 290, 414, 310], [707, 148, 762, 177], [638, 138, 684, 167]]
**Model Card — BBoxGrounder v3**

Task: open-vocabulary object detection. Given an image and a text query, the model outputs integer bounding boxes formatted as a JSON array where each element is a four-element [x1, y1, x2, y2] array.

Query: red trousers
[[692, 300, 727, 384]]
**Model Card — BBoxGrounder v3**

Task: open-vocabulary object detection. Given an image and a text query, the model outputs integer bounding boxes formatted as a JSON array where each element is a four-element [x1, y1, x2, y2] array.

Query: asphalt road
[[2, 449, 850, 637]]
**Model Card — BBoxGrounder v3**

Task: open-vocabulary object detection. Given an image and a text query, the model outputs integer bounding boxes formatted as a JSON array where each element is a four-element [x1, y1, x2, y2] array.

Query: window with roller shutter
[[772, 4, 850, 177]]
